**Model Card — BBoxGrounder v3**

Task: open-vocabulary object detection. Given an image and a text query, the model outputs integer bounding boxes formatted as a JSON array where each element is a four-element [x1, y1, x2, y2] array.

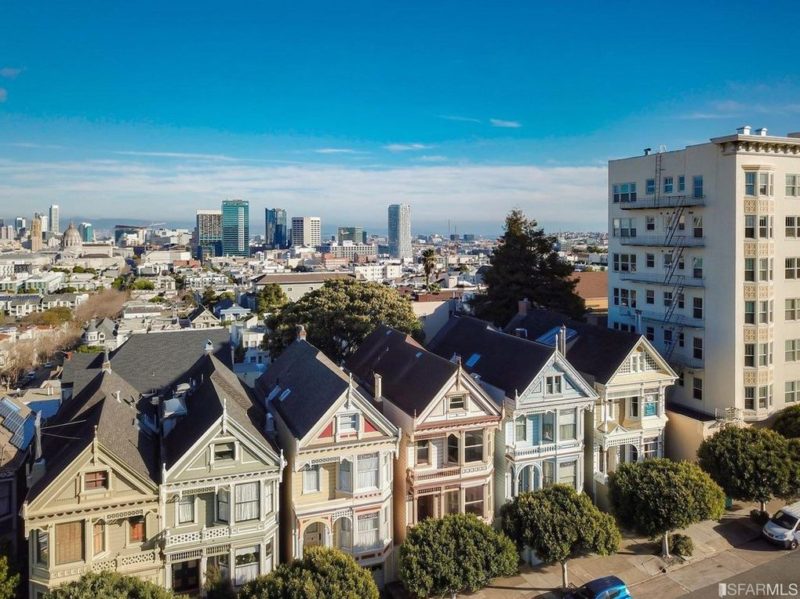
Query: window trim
[[82, 469, 110, 493], [302, 465, 321, 494], [176, 495, 197, 526]]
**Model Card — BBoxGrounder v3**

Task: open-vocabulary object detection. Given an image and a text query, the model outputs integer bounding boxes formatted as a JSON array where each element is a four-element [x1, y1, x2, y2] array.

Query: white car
[[762, 502, 800, 549]]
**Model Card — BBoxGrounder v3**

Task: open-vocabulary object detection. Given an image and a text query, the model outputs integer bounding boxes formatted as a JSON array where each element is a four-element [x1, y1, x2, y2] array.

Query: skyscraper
[[291, 216, 321, 247], [30, 215, 42, 252], [38, 213, 48, 234], [337, 226, 366, 244], [265, 208, 288, 248], [14, 217, 25, 231], [49, 204, 60, 236], [196, 209, 223, 259], [221, 199, 250, 257], [388, 204, 412, 260], [78, 222, 94, 243]]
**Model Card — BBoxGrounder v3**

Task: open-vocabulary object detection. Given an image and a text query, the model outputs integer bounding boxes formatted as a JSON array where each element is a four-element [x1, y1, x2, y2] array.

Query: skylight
[[465, 353, 481, 367], [535, 326, 578, 347]]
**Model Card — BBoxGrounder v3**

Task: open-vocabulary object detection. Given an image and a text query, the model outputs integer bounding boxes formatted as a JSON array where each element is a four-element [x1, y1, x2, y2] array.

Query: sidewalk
[[465, 500, 788, 599]]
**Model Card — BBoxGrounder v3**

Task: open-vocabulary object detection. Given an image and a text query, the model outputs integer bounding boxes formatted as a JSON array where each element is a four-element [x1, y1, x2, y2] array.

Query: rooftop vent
[[204, 339, 214, 353], [643, 148, 651, 156], [755, 127, 768, 136], [737, 125, 752, 135]]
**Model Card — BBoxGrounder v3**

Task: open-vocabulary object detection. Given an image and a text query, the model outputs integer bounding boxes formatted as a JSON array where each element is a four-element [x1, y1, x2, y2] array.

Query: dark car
[[565, 576, 632, 599]]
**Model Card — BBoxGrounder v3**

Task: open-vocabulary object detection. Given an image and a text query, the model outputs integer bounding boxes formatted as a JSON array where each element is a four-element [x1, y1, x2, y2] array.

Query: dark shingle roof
[[346, 326, 456, 417], [428, 316, 554, 399], [505, 309, 640, 384], [255, 340, 350, 439]]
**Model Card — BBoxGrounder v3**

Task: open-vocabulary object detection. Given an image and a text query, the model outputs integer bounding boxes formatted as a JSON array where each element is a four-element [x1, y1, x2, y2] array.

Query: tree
[[501, 485, 619, 588], [698, 426, 797, 513], [773, 405, 800, 439], [256, 283, 288, 316], [201, 286, 218, 308], [238, 546, 377, 599], [0, 554, 19, 599], [44, 571, 175, 599], [609, 458, 725, 558], [471, 209, 584, 325], [265, 279, 423, 362], [73, 289, 127, 323], [131, 279, 155, 290], [399, 513, 518, 598], [421, 248, 436, 286], [22, 307, 73, 327]]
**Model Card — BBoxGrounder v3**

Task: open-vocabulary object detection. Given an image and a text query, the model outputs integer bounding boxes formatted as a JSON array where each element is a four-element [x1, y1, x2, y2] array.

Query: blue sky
[[2, 1, 800, 234]]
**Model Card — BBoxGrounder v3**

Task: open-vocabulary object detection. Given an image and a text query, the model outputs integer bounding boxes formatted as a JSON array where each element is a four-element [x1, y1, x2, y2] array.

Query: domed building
[[61, 222, 83, 250]]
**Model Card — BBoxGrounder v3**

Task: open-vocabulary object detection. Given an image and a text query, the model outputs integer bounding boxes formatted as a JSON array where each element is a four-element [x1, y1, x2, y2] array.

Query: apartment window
[[515, 416, 527, 442], [214, 442, 235, 462], [646, 289, 655, 304], [543, 461, 555, 486], [664, 329, 673, 345], [546, 375, 562, 395], [746, 172, 757, 196], [745, 301, 756, 324], [646, 178, 655, 194], [613, 253, 637, 272], [693, 216, 704, 238], [693, 337, 703, 360], [612, 218, 636, 238], [464, 430, 484, 463], [759, 385, 772, 409], [646, 326, 654, 342], [558, 461, 577, 489], [630, 396, 639, 418], [787, 299, 800, 320], [302, 465, 320, 493], [357, 513, 380, 548], [35, 529, 49, 565], [663, 291, 673, 307], [337, 459, 353, 491], [642, 438, 659, 458], [447, 434, 459, 464], [644, 396, 658, 417], [786, 381, 800, 403], [678, 175, 685, 192], [416, 441, 430, 465], [787, 258, 800, 279], [464, 486, 485, 516], [745, 344, 756, 367], [84, 471, 108, 491], [693, 376, 703, 400], [93, 522, 105, 556], [129, 517, 145, 544], [55, 522, 83, 565], [693, 297, 703, 319], [235, 482, 260, 522], [759, 172, 774, 196], [646, 216, 656, 231], [217, 489, 229, 522], [612, 182, 637, 202], [542, 413, 555, 442], [693, 257, 703, 279], [787, 175, 799, 197], [234, 546, 260, 586], [758, 342, 770, 367], [745, 258, 756, 282], [758, 300, 772, 324], [178, 496, 195, 524], [745, 215, 756, 238], [789, 339, 800, 362], [745, 386, 756, 410], [646, 253, 655, 268], [264, 482, 273, 514], [664, 176, 673, 194], [788, 217, 800, 238], [559, 410, 577, 441], [759, 216, 772, 238], [693, 175, 704, 198], [357, 453, 380, 488], [338, 414, 358, 434], [613, 288, 636, 308], [448, 395, 465, 411]]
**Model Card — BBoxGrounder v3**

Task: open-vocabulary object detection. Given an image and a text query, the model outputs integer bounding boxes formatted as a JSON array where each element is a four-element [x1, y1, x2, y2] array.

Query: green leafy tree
[[238, 546, 377, 599], [698, 426, 797, 512], [256, 283, 288, 316], [501, 485, 619, 588], [399, 513, 518, 598], [23, 307, 73, 326], [45, 571, 175, 599], [265, 279, 423, 362], [131, 279, 155, 290], [201, 286, 218, 308], [204, 565, 235, 599], [610, 458, 725, 558], [472, 209, 584, 324], [0, 554, 19, 599], [421, 248, 436, 286], [773, 405, 800, 439]]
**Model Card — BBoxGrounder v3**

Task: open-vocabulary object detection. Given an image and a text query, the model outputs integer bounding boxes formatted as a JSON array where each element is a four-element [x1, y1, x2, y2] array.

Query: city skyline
[[2, 2, 799, 231]]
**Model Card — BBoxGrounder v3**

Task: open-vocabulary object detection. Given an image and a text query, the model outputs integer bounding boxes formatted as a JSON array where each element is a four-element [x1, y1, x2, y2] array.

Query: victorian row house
[[255, 330, 399, 587], [346, 326, 502, 542]]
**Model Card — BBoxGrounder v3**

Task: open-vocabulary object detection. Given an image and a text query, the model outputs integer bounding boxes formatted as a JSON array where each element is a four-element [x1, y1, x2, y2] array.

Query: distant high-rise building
[[196, 209, 223, 258], [49, 204, 60, 235], [337, 226, 367, 244], [265, 208, 288, 248], [14, 217, 25, 231], [221, 199, 250, 257], [291, 216, 321, 247], [30, 215, 42, 252], [38, 213, 48, 234], [388, 204, 412, 260], [78, 222, 94, 243]]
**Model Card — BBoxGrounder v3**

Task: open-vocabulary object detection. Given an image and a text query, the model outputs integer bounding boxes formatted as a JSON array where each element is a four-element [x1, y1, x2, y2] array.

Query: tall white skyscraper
[[291, 216, 321, 247], [388, 203, 412, 260], [49, 204, 60, 235], [39, 214, 48, 234]]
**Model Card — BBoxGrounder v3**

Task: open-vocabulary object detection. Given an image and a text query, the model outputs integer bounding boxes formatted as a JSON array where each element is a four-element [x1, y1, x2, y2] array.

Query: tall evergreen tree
[[472, 209, 584, 325]]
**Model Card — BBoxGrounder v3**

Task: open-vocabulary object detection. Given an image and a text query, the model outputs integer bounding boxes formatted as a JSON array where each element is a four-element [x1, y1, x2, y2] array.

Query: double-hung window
[[178, 496, 195, 524], [234, 482, 260, 522], [217, 489, 229, 522], [693, 175, 704, 198], [787, 174, 799, 197], [338, 459, 352, 491], [786, 381, 800, 403], [55, 522, 83, 565], [678, 175, 686, 192], [664, 176, 673, 194], [545, 375, 562, 395], [464, 486, 484, 516], [745, 215, 756, 238], [558, 410, 577, 440], [357, 513, 380, 547], [612, 182, 637, 202], [786, 339, 800, 362], [416, 441, 430, 465], [558, 461, 577, 488], [643, 396, 658, 417], [464, 431, 484, 462], [515, 416, 527, 443], [746, 172, 757, 196], [303, 465, 320, 494], [357, 453, 379, 489], [787, 217, 800, 238], [693, 337, 703, 360], [646, 179, 655, 194], [745, 301, 756, 324], [338, 414, 358, 434], [744, 343, 755, 367], [745, 386, 756, 410], [693, 297, 703, 319], [786, 258, 800, 279], [447, 434, 459, 463], [786, 298, 800, 321], [745, 258, 756, 282]]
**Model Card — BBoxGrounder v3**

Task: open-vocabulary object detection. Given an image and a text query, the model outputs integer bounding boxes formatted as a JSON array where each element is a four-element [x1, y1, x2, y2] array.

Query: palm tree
[[422, 249, 436, 287]]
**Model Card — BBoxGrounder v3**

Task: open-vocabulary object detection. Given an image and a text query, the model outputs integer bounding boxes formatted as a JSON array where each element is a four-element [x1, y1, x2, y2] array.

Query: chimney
[[737, 125, 752, 135], [518, 298, 530, 316], [204, 339, 214, 353], [755, 127, 768, 137], [374, 373, 383, 403], [101, 348, 111, 372], [559, 324, 567, 355], [643, 148, 651, 156], [296, 324, 307, 341]]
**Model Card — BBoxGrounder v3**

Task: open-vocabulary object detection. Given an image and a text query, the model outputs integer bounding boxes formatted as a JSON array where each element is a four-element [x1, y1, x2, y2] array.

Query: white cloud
[[0, 157, 607, 231], [0, 67, 22, 79], [114, 150, 237, 161], [383, 143, 432, 152], [313, 148, 361, 154], [417, 155, 448, 162], [490, 118, 522, 129], [439, 115, 481, 123], [0, 89, 6, 102]]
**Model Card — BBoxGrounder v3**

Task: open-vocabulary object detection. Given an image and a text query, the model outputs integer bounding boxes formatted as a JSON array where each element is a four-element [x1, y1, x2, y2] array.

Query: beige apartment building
[[608, 127, 800, 454]]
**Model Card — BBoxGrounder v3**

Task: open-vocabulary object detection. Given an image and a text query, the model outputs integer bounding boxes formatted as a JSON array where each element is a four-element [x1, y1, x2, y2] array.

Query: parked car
[[565, 576, 632, 599], [762, 501, 800, 549]]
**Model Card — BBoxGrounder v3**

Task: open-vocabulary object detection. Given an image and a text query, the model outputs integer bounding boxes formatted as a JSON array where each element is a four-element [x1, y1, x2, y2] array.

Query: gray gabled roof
[[255, 339, 350, 439]]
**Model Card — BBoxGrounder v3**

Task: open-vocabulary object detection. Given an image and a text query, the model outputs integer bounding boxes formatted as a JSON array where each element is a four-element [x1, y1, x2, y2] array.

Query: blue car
[[565, 576, 632, 599]]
